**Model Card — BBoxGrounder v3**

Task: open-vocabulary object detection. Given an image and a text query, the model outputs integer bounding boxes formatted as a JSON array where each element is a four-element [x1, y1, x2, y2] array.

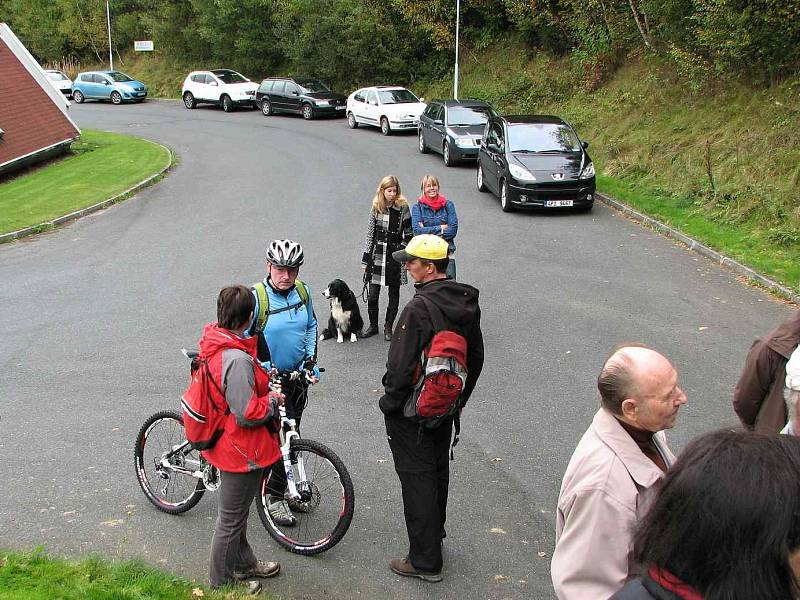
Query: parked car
[[71, 70, 147, 104], [181, 69, 257, 112], [44, 69, 72, 98], [418, 99, 497, 166], [346, 86, 426, 135], [256, 77, 346, 120], [476, 115, 596, 212]]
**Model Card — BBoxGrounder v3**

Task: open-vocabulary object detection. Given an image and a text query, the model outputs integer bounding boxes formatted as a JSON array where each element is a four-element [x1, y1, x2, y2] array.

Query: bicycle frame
[[276, 404, 307, 502]]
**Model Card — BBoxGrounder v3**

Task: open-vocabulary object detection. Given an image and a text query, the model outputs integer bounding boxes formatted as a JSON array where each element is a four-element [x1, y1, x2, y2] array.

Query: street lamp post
[[454, 0, 460, 100], [106, 1, 113, 70]]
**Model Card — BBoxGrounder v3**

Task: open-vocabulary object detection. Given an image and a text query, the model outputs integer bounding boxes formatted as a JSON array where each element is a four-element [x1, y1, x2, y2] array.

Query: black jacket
[[380, 277, 484, 415]]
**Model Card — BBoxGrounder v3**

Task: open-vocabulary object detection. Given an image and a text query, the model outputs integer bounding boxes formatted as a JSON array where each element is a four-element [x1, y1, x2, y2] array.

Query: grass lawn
[[0, 129, 172, 235], [0, 549, 276, 599]]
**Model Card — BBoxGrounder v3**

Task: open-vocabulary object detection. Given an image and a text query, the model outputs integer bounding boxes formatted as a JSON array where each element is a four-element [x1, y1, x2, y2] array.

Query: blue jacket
[[411, 200, 458, 253], [249, 279, 318, 373]]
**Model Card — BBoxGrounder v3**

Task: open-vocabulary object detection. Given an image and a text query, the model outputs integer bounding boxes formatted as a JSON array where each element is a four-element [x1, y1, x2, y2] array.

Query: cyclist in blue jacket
[[249, 239, 319, 527], [411, 174, 458, 279]]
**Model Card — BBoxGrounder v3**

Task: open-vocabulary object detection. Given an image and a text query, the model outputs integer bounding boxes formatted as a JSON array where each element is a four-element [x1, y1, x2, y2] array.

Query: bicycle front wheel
[[256, 438, 355, 555], [134, 410, 206, 514]]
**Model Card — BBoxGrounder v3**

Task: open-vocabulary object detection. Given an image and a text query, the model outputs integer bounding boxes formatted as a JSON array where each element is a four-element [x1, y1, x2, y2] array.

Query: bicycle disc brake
[[202, 464, 221, 491]]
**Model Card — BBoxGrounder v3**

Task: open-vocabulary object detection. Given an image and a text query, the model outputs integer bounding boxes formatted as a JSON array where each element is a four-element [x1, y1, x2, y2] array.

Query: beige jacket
[[550, 408, 675, 600]]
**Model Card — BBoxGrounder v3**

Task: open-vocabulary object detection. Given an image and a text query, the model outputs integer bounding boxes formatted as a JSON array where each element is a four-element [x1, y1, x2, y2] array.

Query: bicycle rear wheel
[[134, 410, 206, 514], [256, 438, 355, 555]]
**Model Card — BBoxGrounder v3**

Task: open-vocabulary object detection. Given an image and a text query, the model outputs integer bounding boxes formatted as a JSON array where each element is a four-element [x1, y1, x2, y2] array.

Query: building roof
[[0, 23, 80, 173]]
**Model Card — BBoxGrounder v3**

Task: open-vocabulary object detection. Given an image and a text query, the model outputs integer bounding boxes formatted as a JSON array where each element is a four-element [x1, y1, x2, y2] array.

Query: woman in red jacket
[[200, 285, 284, 594]]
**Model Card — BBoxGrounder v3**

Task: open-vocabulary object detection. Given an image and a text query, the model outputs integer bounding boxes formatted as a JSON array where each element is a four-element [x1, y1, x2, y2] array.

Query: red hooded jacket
[[198, 323, 281, 472]]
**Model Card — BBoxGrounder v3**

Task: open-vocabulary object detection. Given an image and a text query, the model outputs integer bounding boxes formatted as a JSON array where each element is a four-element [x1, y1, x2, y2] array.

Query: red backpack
[[180, 354, 230, 451], [403, 296, 469, 429]]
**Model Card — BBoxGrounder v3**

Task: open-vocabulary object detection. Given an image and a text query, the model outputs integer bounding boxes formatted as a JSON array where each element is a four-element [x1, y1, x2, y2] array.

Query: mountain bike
[[134, 350, 355, 555]]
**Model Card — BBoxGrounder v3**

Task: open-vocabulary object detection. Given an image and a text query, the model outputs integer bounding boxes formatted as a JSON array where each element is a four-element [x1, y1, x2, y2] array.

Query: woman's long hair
[[632, 430, 800, 599], [371, 175, 408, 215]]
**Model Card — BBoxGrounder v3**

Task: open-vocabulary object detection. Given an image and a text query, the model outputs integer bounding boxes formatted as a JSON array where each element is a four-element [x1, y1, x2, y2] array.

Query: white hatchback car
[[181, 69, 258, 112], [44, 69, 73, 98], [346, 86, 426, 135]]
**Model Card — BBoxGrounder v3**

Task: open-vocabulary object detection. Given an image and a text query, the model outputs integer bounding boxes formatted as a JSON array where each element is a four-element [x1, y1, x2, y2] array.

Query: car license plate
[[336, 105, 345, 110], [545, 200, 573, 207]]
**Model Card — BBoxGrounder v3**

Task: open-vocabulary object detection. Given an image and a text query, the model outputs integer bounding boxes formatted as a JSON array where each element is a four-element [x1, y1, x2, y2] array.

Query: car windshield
[[378, 89, 419, 104], [46, 72, 68, 81], [107, 71, 134, 82], [447, 106, 496, 126], [296, 79, 330, 93], [508, 123, 581, 153], [212, 70, 248, 84]]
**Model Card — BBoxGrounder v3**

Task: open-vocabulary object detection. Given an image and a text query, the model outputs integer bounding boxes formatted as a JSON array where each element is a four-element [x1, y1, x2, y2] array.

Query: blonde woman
[[361, 175, 413, 340], [411, 174, 458, 279]]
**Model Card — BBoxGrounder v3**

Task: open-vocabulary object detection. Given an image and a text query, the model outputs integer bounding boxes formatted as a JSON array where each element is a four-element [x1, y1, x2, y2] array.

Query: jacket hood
[[766, 312, 800, 358], [415, 278, 479, 328], [198, 322, 257, 358]]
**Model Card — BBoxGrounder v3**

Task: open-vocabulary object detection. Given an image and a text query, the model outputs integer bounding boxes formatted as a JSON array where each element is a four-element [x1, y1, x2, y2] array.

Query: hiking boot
[[361, 325, 378, 338], [389, 557, 442, 583], [242, 580, 262, 595], [383, 325, 393, 341], [234, 560, 281, 580], [267, 497, 296, 527]]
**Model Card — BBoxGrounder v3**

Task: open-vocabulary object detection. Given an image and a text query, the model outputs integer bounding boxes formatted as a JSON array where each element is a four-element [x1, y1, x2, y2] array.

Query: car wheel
[[302, 104, 314, 120], [380, 117, 391, 136], [418, 130, 429, 154], [261, 100, 272, 116], [110, 91, 122, 105], [72, 90, 84, 104], [477, 164, 488, 192], [183, 92, 196, 109], [500, 179, 514, 213], [443, 141, 454, 167], [221, 95, 233, 112], [347, 112, 358, 129]]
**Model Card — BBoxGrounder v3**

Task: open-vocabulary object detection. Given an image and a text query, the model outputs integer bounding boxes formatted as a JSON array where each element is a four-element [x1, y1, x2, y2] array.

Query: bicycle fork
[[279, 418, 306, 501]]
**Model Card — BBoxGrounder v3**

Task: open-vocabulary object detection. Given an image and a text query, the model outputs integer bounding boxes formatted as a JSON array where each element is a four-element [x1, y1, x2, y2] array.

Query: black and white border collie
[[319, 279, 364, 343]]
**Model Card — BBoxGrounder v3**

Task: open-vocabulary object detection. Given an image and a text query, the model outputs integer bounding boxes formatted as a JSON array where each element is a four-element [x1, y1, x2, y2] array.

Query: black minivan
[[256, 77, 346, 120], [476, 115, 596, 212]]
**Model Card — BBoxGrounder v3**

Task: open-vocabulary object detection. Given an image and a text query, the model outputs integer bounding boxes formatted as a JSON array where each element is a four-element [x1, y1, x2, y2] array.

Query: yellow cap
[[392, 234, 449, 262]]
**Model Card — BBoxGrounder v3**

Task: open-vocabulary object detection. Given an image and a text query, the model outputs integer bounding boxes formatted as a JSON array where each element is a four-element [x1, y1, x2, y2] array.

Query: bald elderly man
[[551, 345, 688, 600]]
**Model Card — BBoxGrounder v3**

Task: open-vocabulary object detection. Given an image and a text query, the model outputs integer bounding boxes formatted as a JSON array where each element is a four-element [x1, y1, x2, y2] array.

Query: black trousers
[[209, 468, 263, 586], [385, 414, 453, 572], [266, 379, 307, 498], [367, 283, 399, 328]]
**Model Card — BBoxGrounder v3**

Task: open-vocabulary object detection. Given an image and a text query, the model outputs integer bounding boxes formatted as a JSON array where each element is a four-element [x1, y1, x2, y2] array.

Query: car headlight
[[316, 100, 330, 107], [454, 137, 472, 148], [509, 163, 536, 182], [580, 162, 595, 179]]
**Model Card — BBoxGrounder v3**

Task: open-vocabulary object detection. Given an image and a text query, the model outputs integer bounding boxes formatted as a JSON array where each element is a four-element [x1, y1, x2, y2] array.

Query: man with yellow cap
[[380, 234, 485, 582]]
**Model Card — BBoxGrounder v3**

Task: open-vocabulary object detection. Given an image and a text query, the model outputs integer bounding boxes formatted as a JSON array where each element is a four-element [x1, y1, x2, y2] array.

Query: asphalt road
[[0, 99, 794, 600]]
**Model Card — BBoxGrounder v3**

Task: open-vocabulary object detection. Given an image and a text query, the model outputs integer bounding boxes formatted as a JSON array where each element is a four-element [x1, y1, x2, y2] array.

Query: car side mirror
[[104, 81, 110, 85], [419, 97, 425, 103], [487, 142, 498, 152], [209, 81, 218, 86], [434, 118, 443, 125], [292, 91, 299, 96], [582, 141, 589, 149]]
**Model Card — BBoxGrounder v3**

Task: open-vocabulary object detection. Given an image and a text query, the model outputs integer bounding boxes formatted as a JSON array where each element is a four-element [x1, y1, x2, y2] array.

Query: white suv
[[346, 86, 426, 135], [181, 69, 258, 112]]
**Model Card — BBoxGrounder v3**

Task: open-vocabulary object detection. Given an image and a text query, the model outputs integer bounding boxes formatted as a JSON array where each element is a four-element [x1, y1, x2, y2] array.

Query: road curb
[[0, 141, 175, 244], [596, 192, 799, 304]]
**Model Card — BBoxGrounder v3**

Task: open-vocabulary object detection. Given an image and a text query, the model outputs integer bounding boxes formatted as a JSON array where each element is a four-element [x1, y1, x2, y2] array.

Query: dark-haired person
[[200, 285, 284, 595], [551, 345, 687, 600], [611, 430, 800, 600], [733, 311, 800, 433]]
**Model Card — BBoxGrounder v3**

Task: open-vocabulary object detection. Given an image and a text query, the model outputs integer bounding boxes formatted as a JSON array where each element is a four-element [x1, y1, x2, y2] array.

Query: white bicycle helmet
[[266, 239, 304, 268]]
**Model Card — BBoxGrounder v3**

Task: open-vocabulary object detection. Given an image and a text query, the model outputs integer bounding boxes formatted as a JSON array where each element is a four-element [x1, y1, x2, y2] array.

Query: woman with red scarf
[[611, 430, 800, 600], [411, 174, 458, 279]]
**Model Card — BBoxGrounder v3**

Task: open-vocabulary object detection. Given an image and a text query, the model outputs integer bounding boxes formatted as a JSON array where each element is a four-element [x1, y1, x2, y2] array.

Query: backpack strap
[[251, 281, 270, 334]]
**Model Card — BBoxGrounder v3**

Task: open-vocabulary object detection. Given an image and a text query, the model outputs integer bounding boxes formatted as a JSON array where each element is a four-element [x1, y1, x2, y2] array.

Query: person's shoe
[[389, 557, 442, 583], [361, 325, 378, 338], [383, 325, 393, 341], [287, 497, 312, 513], [267, 497, 296, 527], [234, 560, 281, 580], [242, 580, 262, 595]]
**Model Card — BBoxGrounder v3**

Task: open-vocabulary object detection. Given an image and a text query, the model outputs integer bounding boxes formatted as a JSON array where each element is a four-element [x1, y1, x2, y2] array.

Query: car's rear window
[[378, 89, 419, 104], [507, 123, 581, 153], [212, 70, 247, 84], [447, 106, 495, 126], [108, 71, 134, 82]]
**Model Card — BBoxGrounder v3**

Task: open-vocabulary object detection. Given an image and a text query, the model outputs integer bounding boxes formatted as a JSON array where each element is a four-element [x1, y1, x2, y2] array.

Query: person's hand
[[441, 223, 448, 231], [269, 389, 285, 407], [361, 264, 367, 271]]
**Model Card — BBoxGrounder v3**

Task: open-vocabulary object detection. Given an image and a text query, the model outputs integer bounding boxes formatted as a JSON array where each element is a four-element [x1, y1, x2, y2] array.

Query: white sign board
[[134, 40, 154, 52]]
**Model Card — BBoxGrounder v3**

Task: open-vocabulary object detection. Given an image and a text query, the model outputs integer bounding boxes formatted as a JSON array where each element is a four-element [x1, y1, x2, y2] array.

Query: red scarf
[[648, 566, 704, 600], [418, 193, 447, 211]]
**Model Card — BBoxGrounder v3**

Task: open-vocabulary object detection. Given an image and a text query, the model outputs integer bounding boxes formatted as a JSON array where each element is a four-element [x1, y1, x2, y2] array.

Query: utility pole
[[454, 0, 460, 100], [106, 1, 113, 70]]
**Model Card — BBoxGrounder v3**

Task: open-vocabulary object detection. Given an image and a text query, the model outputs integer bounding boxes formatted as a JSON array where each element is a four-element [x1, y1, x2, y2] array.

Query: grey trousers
[[209, 468, 264, 587]]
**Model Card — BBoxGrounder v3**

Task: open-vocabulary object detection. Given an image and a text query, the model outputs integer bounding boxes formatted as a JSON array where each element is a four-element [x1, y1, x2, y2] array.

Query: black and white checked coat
[[361, 204, 413, 287]]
